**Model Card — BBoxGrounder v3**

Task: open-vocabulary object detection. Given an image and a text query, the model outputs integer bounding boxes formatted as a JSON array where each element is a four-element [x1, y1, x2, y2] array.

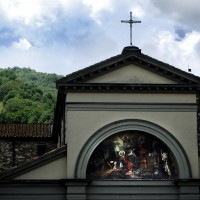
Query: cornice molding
[[58, 83, 200, 93], [66, 102, 197, 112]]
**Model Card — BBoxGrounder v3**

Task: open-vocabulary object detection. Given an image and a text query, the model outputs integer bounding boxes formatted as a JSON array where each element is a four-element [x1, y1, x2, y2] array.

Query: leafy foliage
[[0, 67, 63, 124]]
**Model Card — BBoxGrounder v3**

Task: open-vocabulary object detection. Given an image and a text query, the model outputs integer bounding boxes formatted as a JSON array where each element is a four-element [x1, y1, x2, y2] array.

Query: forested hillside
[[0, 67, 63, 124]]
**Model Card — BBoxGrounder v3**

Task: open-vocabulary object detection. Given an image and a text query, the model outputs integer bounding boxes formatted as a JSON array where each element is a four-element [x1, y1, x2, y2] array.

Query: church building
[[0, 45, 200, 199]]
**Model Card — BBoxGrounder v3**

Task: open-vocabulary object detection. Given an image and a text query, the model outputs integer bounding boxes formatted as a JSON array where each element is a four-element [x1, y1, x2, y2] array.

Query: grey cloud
[[151, 0, 200, 31], [0, 27, 19, 47], [174, 27, 187, 40]]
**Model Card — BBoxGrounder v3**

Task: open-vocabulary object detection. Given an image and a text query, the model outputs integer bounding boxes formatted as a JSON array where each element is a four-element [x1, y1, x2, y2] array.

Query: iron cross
[[121, 12, 141, 46]]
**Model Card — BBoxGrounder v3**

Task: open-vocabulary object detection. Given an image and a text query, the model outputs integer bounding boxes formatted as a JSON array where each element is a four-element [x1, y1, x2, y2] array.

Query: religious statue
[[161, 152, 171, 177]]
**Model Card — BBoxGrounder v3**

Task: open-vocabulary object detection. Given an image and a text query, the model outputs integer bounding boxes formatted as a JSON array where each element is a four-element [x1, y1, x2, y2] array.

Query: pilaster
[[66, 179, 90, 200], [176, 179, 200, 200]]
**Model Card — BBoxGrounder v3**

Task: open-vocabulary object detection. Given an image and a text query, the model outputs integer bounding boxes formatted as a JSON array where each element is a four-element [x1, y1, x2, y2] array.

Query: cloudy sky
[[0, 0, 200, 76]]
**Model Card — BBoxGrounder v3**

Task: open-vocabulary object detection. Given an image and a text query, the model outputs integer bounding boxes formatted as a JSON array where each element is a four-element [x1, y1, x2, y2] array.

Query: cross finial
[[121, 12, 141, 46]]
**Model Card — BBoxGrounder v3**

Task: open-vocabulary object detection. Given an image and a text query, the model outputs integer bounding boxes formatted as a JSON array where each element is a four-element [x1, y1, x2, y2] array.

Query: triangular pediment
[[87, 64, 177, 84], [57, 46, 200, 89]]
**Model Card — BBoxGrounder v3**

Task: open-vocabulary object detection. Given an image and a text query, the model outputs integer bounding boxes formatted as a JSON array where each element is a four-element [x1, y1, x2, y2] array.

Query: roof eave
[[56, 50, 200, 86]]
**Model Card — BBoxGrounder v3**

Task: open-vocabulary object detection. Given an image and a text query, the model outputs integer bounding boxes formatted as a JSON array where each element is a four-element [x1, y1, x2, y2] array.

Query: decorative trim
[[66, 102, 197, 112], [75, 119, 191, 179], [59, 83, 200, 93]]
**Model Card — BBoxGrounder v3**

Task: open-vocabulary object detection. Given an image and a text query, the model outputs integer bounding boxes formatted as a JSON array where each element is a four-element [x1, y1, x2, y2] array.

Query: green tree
[[0, 66, 63, 123], [0, 81, 19, 101]]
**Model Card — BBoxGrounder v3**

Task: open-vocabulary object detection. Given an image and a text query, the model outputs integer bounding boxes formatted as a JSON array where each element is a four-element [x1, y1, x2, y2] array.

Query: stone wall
[[0, 140, 57, 173], [0, 140, 13, 173]]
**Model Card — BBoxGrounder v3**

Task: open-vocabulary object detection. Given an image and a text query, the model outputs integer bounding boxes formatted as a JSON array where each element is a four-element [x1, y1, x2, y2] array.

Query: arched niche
[[75, 119, 191, 179]]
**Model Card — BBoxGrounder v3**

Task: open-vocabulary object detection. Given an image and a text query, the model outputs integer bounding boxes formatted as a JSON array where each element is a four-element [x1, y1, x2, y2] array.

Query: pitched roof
[[0, 145, 67, 180], [0, 124, 53, 139], [57, 46, 200, 88], [53, 46, 200, 138]]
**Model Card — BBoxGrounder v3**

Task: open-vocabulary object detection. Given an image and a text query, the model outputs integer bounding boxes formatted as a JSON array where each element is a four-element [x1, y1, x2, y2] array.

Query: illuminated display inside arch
[[86, 131, 178, 179]]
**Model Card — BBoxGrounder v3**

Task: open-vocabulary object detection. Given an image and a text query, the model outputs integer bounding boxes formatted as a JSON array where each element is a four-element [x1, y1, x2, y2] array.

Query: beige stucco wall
[[65, 92, 199, 179], [67, 93, 196, 103], [87, 64, 177, 84], [15, 156, 67, 180], [199, 157, 200, 177]]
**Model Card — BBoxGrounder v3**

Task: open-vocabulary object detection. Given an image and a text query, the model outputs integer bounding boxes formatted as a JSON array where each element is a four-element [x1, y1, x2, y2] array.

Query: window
[[37, 143, 47, 156]]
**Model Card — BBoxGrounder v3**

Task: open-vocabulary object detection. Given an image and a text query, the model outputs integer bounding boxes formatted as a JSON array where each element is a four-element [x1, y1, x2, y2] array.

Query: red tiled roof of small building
[[0, 124, 53, 138]]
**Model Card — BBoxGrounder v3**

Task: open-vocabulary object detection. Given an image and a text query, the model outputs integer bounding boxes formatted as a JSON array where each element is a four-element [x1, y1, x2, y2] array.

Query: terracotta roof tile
[[0, 124, 53, 138]]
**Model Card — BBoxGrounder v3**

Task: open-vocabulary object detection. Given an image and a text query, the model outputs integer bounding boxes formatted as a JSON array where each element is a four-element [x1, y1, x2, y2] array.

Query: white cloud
[[0, 0, 80, 26], [83, 0, 114, 24], [83, 0, 114, 13], [0, 0, 200, 77], [141, 28, 200, 75], [131, 6, 145, 19], [0, 0, 42, 25], [179, 31, 200, 54], [12, 38, 32, 50]]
